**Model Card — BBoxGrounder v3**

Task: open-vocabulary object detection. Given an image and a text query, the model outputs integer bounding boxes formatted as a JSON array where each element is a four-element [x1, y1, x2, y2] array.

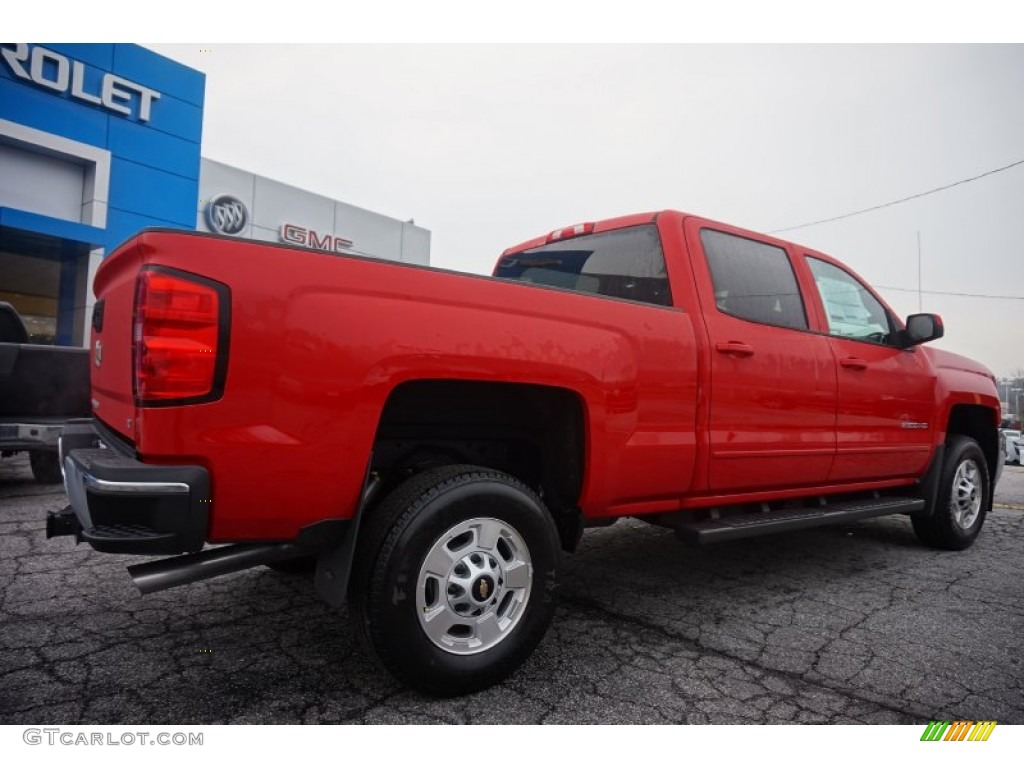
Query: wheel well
[[371, 380, 586, 550], [946, 404, 999, 487]]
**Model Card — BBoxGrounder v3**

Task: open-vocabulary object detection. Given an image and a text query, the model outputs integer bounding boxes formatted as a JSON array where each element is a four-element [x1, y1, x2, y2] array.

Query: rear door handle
[[840, 357, 868, 370], [715, 341, 754, 357]]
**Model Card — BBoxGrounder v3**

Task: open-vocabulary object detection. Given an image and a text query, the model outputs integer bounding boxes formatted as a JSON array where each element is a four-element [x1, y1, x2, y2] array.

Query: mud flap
[[314, 470, 382, 608], [912, 444, 946, 519]]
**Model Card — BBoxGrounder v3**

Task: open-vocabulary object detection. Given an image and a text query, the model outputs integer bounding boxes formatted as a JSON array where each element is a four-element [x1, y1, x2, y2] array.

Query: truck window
[[806, 256, 895, 345], [494, 225, 672, 307], [700, 229, 808, 331]]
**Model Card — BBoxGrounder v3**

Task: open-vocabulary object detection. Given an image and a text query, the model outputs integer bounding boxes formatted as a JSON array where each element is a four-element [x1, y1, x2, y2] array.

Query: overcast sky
[[151, 44, 1024, 379]]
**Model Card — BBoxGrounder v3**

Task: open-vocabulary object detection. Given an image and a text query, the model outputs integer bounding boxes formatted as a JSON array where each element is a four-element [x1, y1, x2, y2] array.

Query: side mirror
[[901, 313, 944, 347]]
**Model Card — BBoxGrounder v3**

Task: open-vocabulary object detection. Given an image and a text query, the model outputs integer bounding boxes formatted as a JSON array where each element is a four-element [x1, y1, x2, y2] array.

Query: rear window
[[494, 225, 673, 307]]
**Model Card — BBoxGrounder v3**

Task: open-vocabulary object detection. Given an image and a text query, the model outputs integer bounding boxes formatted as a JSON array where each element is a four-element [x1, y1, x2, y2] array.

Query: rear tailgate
[[90, 240, 144, 443], [0, 344, 88, 418]]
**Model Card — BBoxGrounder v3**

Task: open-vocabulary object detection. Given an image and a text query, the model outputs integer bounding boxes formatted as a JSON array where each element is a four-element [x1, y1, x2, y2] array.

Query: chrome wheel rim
[[416, 517, 532, 655], [951, 458, 982, 530]]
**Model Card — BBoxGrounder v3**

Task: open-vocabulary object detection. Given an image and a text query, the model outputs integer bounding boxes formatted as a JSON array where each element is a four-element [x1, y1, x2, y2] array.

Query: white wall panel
[[198, 158, 430, 266], [334, 201, 402, 261], [252, 177, 334, 236], [0, 143, 86, 222], [401, 222, 431, 265]]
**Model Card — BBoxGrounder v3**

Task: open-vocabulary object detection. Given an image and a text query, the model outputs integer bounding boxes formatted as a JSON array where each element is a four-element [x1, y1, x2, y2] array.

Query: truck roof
[[500, 212, 662, 256]]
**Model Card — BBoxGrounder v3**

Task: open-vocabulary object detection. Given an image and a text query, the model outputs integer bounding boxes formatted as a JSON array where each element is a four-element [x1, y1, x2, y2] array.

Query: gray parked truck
[[0, 302, 89, 483]]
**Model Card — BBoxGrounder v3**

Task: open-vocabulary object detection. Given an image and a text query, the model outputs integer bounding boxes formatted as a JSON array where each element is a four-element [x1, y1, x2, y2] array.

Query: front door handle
[[715, 341, 754, 357], [840, 357, 868, 370]]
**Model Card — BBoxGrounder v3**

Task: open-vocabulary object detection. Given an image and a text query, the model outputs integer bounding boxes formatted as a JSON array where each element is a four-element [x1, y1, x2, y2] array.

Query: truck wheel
[[29, 450, 62, 484], [348, 465, 560, 696], [912, 435, 989, 551]]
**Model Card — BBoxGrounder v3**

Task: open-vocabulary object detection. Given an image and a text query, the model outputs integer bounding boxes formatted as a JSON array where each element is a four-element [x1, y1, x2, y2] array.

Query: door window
[[807, 257, 895, 345], [700, 229, 807, 331]]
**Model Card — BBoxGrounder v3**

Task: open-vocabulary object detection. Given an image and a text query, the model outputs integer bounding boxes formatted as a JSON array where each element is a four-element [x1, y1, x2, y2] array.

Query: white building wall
[[197, 158, 430, 265], [401, 222, 431, 267], [0, 118, 111, 229], [0, 143, 85, 222]]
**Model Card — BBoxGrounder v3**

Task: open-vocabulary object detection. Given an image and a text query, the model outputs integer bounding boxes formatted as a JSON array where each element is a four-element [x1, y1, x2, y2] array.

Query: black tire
[[348, 464, 560, 696], [912, 435, 990, 551], [29, 450, 62, 484], [266, 556, 317, 574]]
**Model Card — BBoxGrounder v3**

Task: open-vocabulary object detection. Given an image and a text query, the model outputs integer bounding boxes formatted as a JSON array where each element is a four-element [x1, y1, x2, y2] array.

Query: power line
[[876, 285, 1024, 301], [770, 158, 1024, 234]]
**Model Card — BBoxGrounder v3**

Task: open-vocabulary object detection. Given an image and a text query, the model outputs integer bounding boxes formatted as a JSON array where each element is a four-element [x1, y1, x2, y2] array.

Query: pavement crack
[[560, 591, 933, 723]]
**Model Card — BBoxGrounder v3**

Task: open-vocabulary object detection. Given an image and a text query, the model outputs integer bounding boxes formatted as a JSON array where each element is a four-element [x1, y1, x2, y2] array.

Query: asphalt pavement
[[2, 454, 1022, 725]]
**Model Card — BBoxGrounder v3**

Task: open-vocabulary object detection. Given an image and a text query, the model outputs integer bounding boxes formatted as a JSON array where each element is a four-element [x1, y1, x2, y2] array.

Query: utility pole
[[917, 230, 922, 313]]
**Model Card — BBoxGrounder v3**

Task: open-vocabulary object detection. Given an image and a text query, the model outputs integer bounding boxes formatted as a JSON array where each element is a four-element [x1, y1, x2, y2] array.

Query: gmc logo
[[280, 223, 354, 254]]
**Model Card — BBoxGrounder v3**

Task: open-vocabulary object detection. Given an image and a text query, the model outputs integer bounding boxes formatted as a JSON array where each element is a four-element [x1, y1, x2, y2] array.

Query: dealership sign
[[1, 44, 161, 122], [280, 223, 354, 254], [203, 195, 355, 252]]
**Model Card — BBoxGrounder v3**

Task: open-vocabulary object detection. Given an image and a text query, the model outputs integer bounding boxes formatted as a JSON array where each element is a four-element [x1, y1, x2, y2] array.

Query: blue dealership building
[[1, 43, 430, 346]]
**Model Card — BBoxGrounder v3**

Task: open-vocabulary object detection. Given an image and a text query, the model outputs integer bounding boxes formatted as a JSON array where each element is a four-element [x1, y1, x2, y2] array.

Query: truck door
[[802, 254, 936, 482], [684, 221, 837, 493]]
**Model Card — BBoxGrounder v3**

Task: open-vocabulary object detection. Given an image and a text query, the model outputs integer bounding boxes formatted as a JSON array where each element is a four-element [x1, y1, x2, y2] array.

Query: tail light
[[134, 268, 229, 404]]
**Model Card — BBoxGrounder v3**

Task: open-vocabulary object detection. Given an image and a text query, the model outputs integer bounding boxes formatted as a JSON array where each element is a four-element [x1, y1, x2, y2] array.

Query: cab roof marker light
[[546, 222, 595, 243]]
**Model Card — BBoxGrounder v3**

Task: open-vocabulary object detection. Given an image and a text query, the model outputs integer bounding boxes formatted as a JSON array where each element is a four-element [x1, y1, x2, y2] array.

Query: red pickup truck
[[52, 211, 1002, 695]]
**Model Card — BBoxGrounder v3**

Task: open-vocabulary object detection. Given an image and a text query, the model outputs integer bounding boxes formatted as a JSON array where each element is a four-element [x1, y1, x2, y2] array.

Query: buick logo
[[206, 195, 248, 236]]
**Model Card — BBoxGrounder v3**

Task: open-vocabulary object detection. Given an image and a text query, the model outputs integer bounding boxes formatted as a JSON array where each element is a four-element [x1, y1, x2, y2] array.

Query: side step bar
[[674, 496, 925, 545], [127, 543, 310, 594]]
